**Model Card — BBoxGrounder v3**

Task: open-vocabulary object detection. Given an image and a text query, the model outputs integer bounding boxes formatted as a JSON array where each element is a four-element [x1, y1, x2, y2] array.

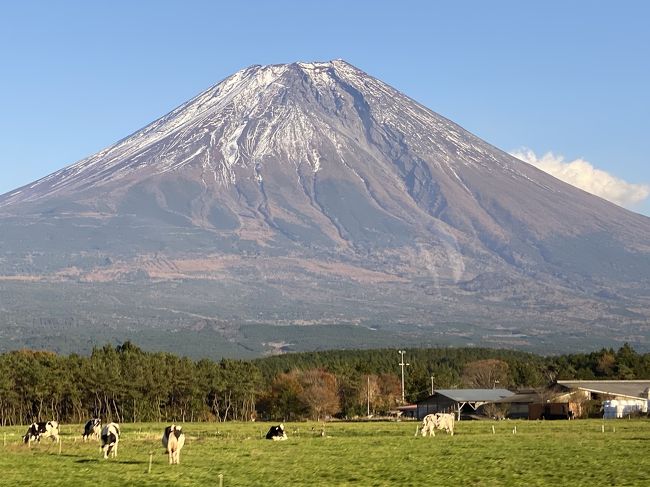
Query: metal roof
[[431, 389, 515, 402], [396, 404, 417, 410], [492, 392, 542, 404], [557, 380, 650, 400]]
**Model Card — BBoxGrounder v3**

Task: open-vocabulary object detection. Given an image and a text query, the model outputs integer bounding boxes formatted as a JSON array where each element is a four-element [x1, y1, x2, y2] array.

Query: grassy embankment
[[1, 419, 648, 486]]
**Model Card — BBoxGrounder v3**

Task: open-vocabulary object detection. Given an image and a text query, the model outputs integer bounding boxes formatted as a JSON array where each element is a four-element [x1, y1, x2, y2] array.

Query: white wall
[[602, 399, 647, 419]]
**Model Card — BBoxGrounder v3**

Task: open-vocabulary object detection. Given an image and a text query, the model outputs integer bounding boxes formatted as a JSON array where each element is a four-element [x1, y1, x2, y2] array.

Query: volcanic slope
[[1, 60, 649, 356]]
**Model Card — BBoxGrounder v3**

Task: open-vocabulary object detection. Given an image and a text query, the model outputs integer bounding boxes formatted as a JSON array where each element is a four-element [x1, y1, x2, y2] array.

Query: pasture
[[1, 419, 649, 486]]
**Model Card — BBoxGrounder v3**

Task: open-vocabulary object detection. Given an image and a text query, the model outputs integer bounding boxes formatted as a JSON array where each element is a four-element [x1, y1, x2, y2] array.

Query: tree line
[[1, 341, 649, 426]]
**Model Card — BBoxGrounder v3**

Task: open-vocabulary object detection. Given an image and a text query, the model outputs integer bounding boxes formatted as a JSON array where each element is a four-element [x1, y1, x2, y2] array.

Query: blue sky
[[1, 0, 648, 214]]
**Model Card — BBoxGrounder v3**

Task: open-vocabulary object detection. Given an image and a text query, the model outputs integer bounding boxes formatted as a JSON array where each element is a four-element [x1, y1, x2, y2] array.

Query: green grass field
[[1, 419, 649, 486]]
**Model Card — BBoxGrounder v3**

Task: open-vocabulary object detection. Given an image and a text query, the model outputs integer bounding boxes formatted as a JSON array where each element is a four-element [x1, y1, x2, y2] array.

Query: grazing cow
[[83, 418, 102, 442], [100, 423, 120, 459], [417, 414, 437, 437], [434, 413, 455, 436], [23, 421, 60, 444], [417, 413, 455, 437], [265, 423, 288, 441], [162, 425, 186, 465]]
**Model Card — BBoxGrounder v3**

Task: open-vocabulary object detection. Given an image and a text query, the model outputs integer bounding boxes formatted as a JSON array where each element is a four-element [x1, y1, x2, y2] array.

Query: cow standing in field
[[100, 422, 120, 459], [265, 423, 288, 441], [434, 413, 455, 436], [417, 413, 455, 437], [23, 421, 60, 444], [162, 425, 186, 465], [417, 414, 437, 437], [83, 418, 101, 442]]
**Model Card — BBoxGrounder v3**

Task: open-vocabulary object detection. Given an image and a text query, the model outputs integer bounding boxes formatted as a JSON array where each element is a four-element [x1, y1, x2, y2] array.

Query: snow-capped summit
[[1, 59, 527, 205]]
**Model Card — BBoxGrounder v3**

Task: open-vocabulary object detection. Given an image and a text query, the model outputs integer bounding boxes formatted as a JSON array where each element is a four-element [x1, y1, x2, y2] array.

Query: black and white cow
[[23, 421, 60, 444], [100, 422, 120, 459], [83, 418, 102, 442], [265, 423, 288, 441], [162, 424, 186, 465]]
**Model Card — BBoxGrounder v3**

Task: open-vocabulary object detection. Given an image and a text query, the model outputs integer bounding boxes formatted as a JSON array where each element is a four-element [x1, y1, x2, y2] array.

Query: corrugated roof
[[396, 404, 417, 410], [432, 389, 514, 402], [492, 392, 542, 404], [557, 380, 650, 400]]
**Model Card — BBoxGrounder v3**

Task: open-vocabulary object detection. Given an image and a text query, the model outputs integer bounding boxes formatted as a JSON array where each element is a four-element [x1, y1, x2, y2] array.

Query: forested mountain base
[[1, 342, 647, 426]]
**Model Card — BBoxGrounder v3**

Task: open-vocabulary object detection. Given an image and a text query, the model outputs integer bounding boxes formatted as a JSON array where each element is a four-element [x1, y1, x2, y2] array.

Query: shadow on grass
[[75, 458, 145, 465], [74, 457, 145, 464]]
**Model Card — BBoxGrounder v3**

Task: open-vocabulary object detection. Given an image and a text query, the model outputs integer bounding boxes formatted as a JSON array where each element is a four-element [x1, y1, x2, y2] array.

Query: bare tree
[[298, 369, 340, 421], [461, 359, 510, 388]]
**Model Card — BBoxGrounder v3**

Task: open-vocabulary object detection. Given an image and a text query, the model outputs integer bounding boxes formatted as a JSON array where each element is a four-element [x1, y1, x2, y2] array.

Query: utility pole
[[398, 350, 410, 404], [367, 376, 370, 417]]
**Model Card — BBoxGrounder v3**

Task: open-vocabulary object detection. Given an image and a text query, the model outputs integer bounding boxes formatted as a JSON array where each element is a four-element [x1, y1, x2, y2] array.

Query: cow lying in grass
[[100, 422, 120, 459], [23, 421, 60, 445], [417, 413, 455, 437], [83, 418, 101, 442], [266, 423, 288, 441], [162, 425, 186, 465]]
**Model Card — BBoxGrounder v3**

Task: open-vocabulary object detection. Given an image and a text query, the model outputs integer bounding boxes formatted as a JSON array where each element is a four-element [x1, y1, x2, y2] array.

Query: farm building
[[557, 380, 650, 418], [490, 390, 543, 419], [394, 404, 417, 418], [490, 389, 582, 420], [415, 389, 514, 420]]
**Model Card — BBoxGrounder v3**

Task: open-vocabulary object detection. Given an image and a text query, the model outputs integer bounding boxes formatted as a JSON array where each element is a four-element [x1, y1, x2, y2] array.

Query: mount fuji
[[1, 60, 649, 356]]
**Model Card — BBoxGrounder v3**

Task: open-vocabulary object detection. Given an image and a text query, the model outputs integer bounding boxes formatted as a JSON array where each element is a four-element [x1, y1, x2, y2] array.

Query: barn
[[485, 388, 587, 420], [490, 390, 543, 419], [394, 404, 418, 418], [557, 380, 650, 418], [415, 389, 514, 420]]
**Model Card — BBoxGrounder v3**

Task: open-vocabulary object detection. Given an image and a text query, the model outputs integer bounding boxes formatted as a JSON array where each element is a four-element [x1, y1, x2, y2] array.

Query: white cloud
[[510, 148, 650, 208]]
